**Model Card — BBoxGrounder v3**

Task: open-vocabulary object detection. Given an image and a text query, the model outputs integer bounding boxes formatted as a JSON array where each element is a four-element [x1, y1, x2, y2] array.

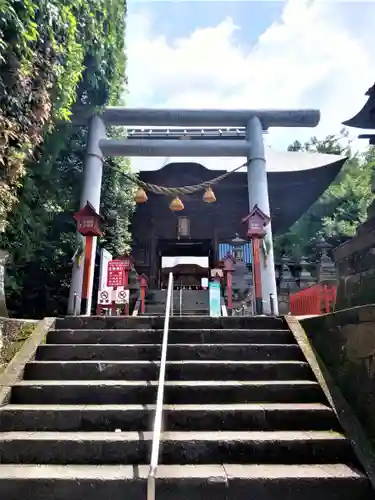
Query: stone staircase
[[0, 315, 372, 499], [145, 289, 209, 315]]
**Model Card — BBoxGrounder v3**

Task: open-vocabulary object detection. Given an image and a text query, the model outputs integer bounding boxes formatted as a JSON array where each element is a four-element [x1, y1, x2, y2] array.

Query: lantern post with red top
[[223, 252, 235, 316], [118, 253, 133, 286], [138, 274, 148, 314], [73, 201, 104, 315], [242, 204, 270, 316], [118, 253, 133, 315]]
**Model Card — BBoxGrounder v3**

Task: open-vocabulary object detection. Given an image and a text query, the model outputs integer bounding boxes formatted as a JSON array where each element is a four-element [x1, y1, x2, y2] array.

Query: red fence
[[289, 283, 337, 316]]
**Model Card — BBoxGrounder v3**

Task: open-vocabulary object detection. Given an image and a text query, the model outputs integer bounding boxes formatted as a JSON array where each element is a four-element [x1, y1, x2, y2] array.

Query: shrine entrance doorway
[[157, 239, 214, 289]]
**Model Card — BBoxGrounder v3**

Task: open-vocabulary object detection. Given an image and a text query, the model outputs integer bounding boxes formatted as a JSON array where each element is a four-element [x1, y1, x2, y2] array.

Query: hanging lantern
[[203, 186, 216, 203], [169, 196, 184, 211], [134, 187, 148, 204]]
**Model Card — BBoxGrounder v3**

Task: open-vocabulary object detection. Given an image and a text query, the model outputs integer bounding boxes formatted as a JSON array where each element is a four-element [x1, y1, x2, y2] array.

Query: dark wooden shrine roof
[[342, 82, 375, 130], [132, 158, 346, 240], [342, 82, 375, 144]]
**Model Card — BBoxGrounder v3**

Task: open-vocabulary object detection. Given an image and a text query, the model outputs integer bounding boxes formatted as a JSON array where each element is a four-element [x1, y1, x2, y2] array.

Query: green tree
[[275, 132, 374, 261], [0, 1, 134, 318]]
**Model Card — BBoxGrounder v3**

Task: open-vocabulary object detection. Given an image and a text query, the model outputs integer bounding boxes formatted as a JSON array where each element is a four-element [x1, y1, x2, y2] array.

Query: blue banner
[[209, 281, 221, 317]]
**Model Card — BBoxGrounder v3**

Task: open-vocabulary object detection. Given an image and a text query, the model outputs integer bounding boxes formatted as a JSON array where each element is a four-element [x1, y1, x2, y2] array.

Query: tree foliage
[[275, 131, 375, 261], [0, 0, 134, 318]]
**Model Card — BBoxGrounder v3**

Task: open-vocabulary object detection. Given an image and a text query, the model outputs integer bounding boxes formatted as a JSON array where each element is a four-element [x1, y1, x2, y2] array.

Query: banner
[[209, 281, 221, 317]]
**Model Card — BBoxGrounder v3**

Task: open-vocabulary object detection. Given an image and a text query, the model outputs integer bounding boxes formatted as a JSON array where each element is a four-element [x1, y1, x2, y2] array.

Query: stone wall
[[301, 305, 375, 444], [333, 223, 375, 310], [0, 318, 38, 373]]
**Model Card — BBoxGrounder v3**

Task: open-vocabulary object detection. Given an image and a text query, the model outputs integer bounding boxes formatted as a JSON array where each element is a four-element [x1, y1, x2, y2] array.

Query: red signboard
[[107, 260, 125, 287]]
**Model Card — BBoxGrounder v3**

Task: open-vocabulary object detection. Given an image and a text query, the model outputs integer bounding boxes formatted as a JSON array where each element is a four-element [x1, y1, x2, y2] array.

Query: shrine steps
[[145, 289, 209, 316], [33, 342, 305, 361], [0, 463, 369, 500], [0, 315, 372, 499], [47, 327, 294, 344], [54, 315, 283, 329]]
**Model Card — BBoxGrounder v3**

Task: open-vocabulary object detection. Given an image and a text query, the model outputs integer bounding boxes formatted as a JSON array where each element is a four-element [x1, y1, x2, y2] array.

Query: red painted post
[[138, 274, 148, 314], [223, 254, 235, 315], [73, 202, 103, 315], [118, 254, 133, 315], [227, 271, 233, 311], [252, 237, 263, 314], [82, 235, 93, 306], [242, 204, 270, 316]]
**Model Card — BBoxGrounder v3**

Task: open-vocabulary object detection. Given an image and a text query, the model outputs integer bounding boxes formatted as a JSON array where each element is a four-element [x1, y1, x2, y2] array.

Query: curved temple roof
[[134, 149, 347, 236], [133, 147, 346, 173], [342, 82, 375, 130], [342, 82, 375, 145]]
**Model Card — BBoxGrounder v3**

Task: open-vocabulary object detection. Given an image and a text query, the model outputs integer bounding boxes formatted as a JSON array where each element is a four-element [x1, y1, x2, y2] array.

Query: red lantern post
[[138, 274, 148, 314], [223, 253, 235, 315], [73, 202, 103, 315], [118, 254, 133, 287], [118, 253, 133, 315], [242, 205, 270, 315]]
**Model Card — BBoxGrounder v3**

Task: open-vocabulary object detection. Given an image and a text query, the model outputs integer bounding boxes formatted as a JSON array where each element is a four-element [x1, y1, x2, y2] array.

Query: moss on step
[[0, 319, 37, 374]]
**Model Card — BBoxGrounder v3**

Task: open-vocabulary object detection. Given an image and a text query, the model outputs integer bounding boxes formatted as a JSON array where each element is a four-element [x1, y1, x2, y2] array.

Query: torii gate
[[68, 107, 320, 315]]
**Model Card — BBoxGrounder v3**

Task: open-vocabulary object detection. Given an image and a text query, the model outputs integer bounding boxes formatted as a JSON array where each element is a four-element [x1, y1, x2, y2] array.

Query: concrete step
[[11, 380, 325, 405], [143, 305, 164, 311], [23, 360, 314, 381], [0, 403, 338, 432], [0, 463, 370, 500], [47, 328, 295, 345], [35, 344, 304, 362], [0, 430, 352, 465], [180, 311, 208, 314], [55, 316, 286, 331]]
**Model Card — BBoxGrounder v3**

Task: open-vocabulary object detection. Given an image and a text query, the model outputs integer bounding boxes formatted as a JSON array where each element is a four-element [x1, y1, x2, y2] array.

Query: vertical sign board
[[107, 260, 125, 287], [201, 277, 209, 289], [99, 249, 112, 290], [97, 249, 112, 308], [209, 281, 221, 317]]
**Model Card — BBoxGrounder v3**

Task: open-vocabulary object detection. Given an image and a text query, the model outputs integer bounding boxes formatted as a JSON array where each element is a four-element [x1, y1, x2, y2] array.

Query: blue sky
[[125, 0, 375, 169], [128, 1, 285, 47]]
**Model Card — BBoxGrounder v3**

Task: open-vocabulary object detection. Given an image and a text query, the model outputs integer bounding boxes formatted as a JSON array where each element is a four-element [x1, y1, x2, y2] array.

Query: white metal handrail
[[132, 297, 140, 316], [147, 272, 174, 500]]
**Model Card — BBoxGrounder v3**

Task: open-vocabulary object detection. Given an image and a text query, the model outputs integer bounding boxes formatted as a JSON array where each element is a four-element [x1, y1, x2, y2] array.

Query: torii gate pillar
[[246, 117, 278, 315], [68, 116, 105, 315]]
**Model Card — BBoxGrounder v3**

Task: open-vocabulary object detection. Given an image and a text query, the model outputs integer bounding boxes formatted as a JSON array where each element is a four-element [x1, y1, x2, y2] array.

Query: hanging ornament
[[203, 186, 216, 203], [169, 196, 184, 211], [134, 187, 148, 203]]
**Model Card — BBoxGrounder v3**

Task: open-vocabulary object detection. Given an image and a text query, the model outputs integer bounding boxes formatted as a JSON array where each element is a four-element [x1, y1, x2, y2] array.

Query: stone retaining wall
[[301, 305, 375, 446]]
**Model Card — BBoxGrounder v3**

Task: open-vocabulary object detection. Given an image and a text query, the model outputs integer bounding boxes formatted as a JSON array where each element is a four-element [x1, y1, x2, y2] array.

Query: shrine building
[[131, 148, 346, 288]]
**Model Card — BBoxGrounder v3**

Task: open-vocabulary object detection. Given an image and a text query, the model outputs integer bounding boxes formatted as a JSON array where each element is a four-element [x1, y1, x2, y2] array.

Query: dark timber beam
[[100, 108, 320, 128]]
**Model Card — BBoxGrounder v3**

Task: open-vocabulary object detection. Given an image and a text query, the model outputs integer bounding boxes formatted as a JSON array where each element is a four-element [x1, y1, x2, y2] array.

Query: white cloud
[[126, 0, 375, 169]]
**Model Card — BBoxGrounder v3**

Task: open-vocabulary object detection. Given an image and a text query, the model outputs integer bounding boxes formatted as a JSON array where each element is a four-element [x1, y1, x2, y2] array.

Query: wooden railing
[[289, 283, 337, 316]]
